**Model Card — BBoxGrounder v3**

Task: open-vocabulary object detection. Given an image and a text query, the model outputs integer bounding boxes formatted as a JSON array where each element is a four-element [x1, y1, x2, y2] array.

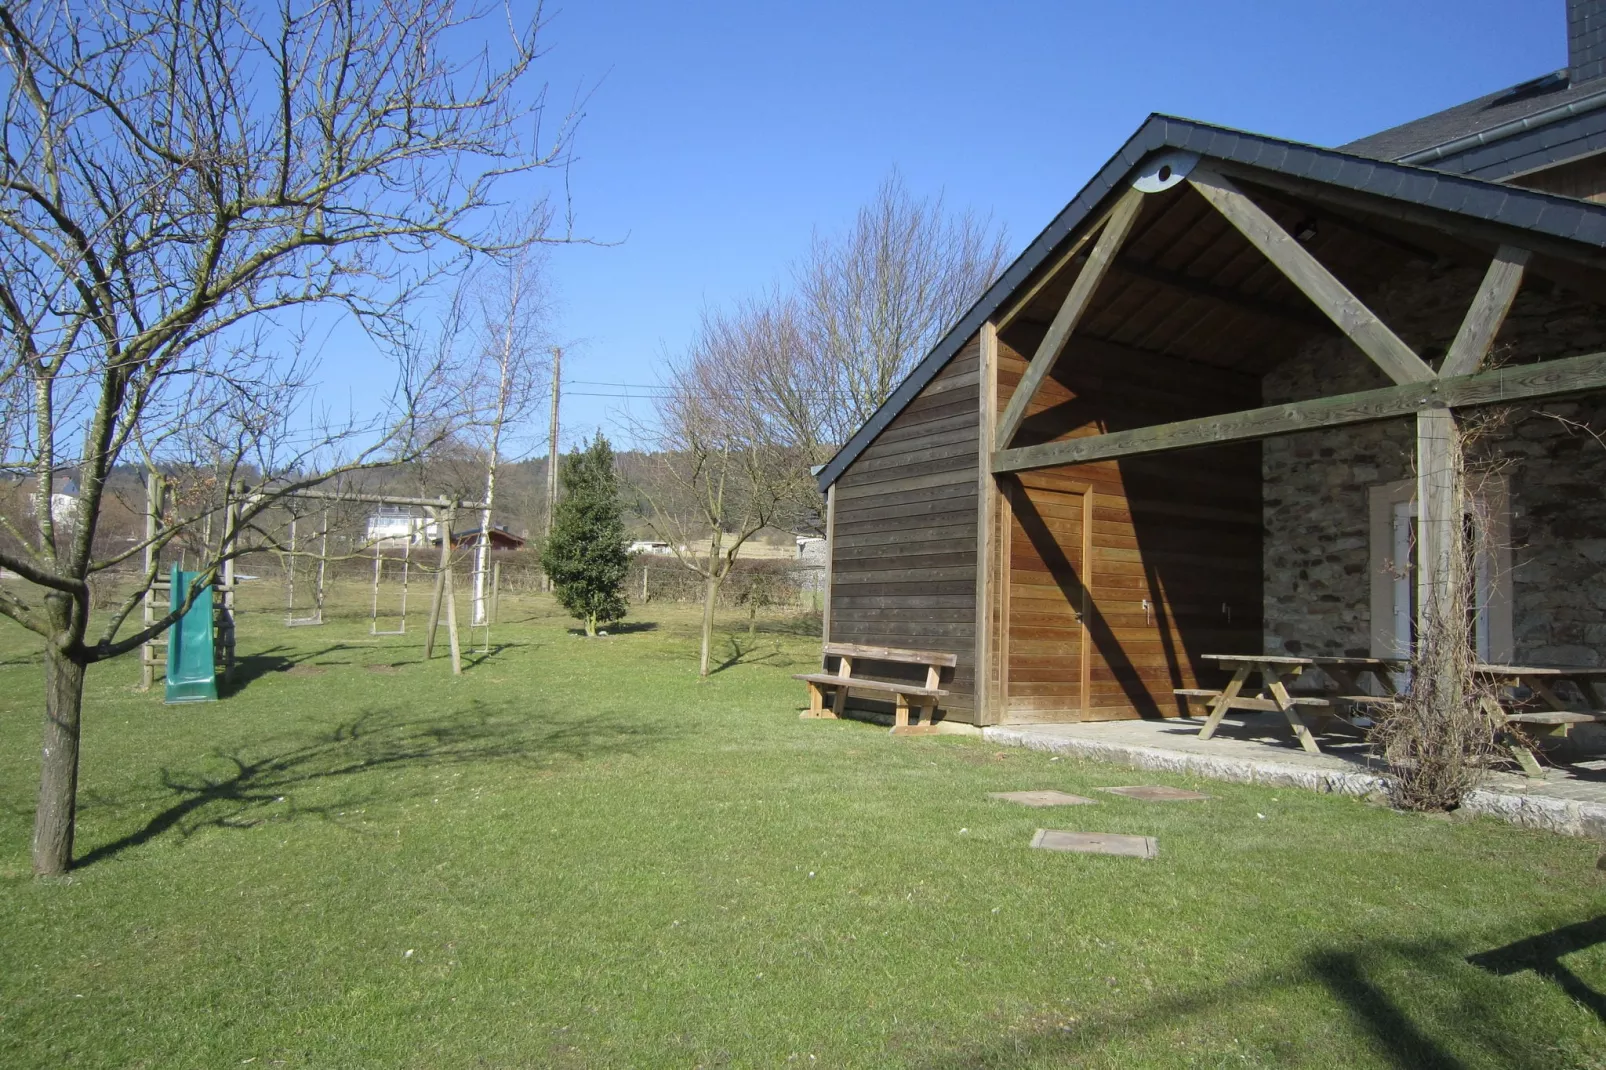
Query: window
[[1368, 478, 1512, 664]]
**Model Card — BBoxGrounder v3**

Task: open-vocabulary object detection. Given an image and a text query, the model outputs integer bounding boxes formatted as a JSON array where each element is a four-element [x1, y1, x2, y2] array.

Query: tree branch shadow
[[707, 634, 786, 675], [74, 701, 676, 870], [1468, 915, 1606, 1024], [913, 935, 1580, 1069]]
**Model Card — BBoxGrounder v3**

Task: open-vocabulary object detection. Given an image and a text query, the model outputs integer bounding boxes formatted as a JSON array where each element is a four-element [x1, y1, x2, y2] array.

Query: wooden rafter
[[1441, 245, 1529, 377], [995, 187, 1145, 450], [990, 348, 1606, 473], [1187, 168, 1436, 386], [1110, 256, 1329, 330]]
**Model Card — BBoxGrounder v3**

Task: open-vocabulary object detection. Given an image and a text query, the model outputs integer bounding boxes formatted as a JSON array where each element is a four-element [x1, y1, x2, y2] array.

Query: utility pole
[[543, 345, 561, 592]]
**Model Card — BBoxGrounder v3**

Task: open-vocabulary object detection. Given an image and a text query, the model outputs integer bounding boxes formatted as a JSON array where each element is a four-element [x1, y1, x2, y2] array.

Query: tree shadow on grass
[[224, 643, 405, 695], [707, 635, 788, 676], [914, 936, 1579, 1069], [74, 701, 677, 870], [460, 640, 542, 670], [1468, 915, 1606, 1024]]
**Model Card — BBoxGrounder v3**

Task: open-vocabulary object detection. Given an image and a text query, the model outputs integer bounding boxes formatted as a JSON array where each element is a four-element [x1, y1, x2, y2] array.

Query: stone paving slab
[[1030, 829, 1157, 859], [983, 715, 1606, 839], [988, 790, 1098, 807], [1100, 785, 1211, 802]]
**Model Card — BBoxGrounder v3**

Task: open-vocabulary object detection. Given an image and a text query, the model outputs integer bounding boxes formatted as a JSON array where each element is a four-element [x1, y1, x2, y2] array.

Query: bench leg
[[894, 693, 910, 729], [1268, 675, 1320, 755], [1199, 667, 1249, 740], [1503, 733, 1546, 777], [831, 681, 849, 718], [800, 682, 830, 720], [1483, 694, 1545, 777], [917, 699, 935, 727]]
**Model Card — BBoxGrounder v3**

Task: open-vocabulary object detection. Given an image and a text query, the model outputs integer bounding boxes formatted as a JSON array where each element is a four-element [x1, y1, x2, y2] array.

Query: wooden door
[[1005, 475, 1092, 722]]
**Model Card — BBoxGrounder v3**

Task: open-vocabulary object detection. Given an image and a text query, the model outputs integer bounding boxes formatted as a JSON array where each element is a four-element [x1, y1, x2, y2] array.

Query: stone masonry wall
[[1263, 260, 1606, 666]]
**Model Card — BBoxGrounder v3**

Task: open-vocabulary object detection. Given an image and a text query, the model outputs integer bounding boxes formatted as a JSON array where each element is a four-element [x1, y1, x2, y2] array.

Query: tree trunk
[[33, 643, 86, 876], [699, 575, 719, 676], [585, 611, 597, 637]]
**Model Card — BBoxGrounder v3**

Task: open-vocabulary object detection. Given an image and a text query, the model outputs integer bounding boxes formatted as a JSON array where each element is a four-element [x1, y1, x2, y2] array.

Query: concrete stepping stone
[[1030, 829, 1157, 859], [1099, 785, 1210, 802], [988, 790, 1097, 807]]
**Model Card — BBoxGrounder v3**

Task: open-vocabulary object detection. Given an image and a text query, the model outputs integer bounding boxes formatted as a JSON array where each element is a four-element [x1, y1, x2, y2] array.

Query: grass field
[[1, 582, 1604, 1068]]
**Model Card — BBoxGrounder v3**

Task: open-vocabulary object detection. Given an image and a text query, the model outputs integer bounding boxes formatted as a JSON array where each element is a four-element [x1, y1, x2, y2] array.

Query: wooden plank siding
[[828, 339, 984, 720], [994, 329, 1265, 720], [1512, 152, 1606, 204]]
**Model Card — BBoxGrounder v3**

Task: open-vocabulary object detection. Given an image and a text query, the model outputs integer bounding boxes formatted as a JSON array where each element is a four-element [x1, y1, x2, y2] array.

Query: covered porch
[[978, 138, 1606, 743]]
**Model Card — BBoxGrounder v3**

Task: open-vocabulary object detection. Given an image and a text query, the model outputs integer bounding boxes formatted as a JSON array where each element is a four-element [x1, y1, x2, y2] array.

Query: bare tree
[[640, 301, 814, 676], [0, 0, 577, 876], [464, 246, 551, 624], [796, 171, 1007, 448]]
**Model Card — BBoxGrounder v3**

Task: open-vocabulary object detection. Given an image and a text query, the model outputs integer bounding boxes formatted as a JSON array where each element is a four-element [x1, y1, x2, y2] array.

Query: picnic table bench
[[796, 642, 955, 736], [1474, 665, 1606, 776]]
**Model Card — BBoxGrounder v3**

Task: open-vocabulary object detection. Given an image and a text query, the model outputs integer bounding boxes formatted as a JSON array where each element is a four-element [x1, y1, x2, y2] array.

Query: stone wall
[[1262, 259, 1606, 667]]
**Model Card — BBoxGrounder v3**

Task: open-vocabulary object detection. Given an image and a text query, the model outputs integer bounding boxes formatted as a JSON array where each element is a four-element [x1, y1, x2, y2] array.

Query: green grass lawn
[[1, 583, 1604, 1068]]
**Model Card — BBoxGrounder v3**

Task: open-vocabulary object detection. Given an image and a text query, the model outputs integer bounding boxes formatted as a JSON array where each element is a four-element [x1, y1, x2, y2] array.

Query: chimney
[[1571, 0, 1606, 85]]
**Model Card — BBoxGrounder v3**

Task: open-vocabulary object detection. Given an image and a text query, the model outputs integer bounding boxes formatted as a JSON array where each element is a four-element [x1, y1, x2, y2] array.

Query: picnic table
[[1178, 654, 1606, 773], [1177, 654, 1405, 755], [1473, 664, 1606, 776]]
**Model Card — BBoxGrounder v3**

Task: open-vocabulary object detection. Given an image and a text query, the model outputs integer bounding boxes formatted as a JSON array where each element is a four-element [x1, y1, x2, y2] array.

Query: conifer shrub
[[541, 434, 629, 635]]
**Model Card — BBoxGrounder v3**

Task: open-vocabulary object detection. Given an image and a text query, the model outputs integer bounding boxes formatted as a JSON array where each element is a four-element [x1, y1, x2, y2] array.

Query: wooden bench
[[795, 642, 956, 736], [1493, 706, 1606, 776], [1174, 688, 1335, 713]]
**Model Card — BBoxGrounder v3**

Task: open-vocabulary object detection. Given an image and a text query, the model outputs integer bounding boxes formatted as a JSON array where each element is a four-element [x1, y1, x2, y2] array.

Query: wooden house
[[815, 0, 1606, 727], [443, 524, 527, 552]]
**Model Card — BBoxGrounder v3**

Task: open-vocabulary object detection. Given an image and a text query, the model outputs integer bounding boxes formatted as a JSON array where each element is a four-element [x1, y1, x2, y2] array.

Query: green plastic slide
[[164, 566, 218, 704]]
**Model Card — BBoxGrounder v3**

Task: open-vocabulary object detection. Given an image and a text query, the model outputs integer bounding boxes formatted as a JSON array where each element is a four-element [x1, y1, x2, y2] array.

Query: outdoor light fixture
[[1294, 219, 1319, 243]]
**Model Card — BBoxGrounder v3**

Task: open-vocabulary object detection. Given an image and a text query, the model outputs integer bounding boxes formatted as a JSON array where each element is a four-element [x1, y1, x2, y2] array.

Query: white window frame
[[1367, 478, 1512, 664]]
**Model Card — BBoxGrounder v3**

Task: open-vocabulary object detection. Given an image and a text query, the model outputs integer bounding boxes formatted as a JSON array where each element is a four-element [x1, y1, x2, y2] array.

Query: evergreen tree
[[541, 433, 630, 635]]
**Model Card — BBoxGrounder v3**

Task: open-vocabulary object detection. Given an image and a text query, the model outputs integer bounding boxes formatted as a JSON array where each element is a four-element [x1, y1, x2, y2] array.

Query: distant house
[[444, 525, 527, 551], [50, 478, 81, 527], [365, 506, 434, 550], [795, 535, 826, 566], [629, 540, 673, 556]]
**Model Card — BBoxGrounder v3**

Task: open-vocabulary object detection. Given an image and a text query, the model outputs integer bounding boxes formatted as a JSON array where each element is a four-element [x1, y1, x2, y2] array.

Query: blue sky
[[321, 0, 1565, 452]]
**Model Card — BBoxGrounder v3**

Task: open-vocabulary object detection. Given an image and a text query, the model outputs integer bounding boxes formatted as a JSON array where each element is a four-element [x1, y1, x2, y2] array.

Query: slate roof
[[816, 113, 1606, 492], [1339, 70, 1604, 164]]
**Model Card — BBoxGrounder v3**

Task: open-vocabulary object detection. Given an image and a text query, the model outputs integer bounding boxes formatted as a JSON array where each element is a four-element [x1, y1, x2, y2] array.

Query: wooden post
[[1416, 405, 1460, 645], [975, 321, 1000, 726], [315, 509, 329, 621], [424, 504, 452, 658], [821, 484, 836, 644], [444, 554, 463, 675], [490, 561, 501, 625], [641, 560, 649, 603], [139, 471, 165, 691], [219, 493, 238, 681]]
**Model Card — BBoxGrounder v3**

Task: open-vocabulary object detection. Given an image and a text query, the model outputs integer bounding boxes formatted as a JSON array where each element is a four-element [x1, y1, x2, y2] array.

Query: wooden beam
[[1218, 163, 1606, 276], [997, 230, 1100, 332], [1110, 255, 1330, 329], [1441, 245, 1529, 377], [996, 188, 1145, 450], [991, 348, 1606, 472], [1187, 168, 1436, 386]]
